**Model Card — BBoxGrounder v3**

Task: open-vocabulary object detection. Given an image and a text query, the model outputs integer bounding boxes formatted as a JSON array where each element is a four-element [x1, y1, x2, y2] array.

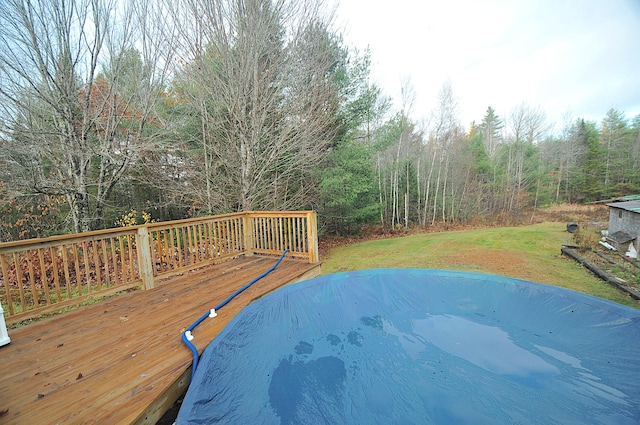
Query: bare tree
[[498, 104, 547, 213], [395, 78, 415, 228], [428, 82, 461, 225], [0, 0, 174, 232], [508, 103, 549, 144], [165, 0, 342, 213], [536, 112, 584, 203]]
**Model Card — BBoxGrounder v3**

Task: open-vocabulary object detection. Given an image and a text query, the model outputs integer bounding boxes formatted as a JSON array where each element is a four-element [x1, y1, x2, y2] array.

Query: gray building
[[606, 200, 640, 252]]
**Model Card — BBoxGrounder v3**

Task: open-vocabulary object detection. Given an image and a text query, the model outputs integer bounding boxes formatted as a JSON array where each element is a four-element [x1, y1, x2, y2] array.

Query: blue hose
[[182, 250, 289, 379]]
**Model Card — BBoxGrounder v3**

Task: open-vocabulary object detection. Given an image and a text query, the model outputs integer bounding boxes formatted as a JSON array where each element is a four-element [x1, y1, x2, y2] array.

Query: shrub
[[571, 223, 598, 252], [115, 209, 154, 227]]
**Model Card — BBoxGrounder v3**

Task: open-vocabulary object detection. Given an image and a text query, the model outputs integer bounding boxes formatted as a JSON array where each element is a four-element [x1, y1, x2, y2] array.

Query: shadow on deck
[[0, 254, 321, 424]]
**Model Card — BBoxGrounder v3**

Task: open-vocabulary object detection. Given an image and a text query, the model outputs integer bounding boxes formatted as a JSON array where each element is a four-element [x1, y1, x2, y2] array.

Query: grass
[[321, 221, 640, 309]]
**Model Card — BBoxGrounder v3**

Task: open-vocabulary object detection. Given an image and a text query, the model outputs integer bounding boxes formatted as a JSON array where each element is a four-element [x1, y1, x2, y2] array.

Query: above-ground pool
[[177, 269, 640, 424]]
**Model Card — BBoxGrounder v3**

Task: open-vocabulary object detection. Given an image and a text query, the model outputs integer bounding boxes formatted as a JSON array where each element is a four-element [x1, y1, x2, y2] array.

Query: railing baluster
[[185, 225, 193, 266], [262, 217, 268, 251], [82, 241, 92, 293], [192, 224, 199, 263], [208, 221, 218, 260], [50, 246, 61, 301], [127, 235, 135, 282], [101, 240, 111, 288], [162, 230, 169, 271], [279, 217, 284, 251], [155, 230, 163, 273], [272, 217, 277, 251], [225, 220, 231, 254], [117, 236, 126, 284], [62, 245, 72, 300], [109, 239, 118, 288], [272, 218, 277, 251], [26, 251, 38, 308], [188, 224, 195, 265], [37, 248, 50, 305], [205, 221, 211, 257], [233, 218, 238, 252], [1, 255, 14, 315], [211, 220, 218, 257], [176, 228, 182, 267], [193, 224, 201, 264], [91, 241, 102, 290], [12, 253, 26, 313], [253, 218, 259, 251], [169, 229, 180, 269], [302, 218, 308, 253], [211, 221, 218, 257]]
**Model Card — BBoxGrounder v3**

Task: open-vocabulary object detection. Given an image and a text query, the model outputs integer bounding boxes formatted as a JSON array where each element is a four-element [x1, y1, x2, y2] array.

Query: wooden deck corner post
[[307, 211, 319, 264], [136, 226, 155, 290], [243, 213, 255, 256]]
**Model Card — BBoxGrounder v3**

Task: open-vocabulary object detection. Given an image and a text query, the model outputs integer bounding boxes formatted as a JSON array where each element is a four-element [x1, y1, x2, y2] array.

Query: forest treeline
[[0, 0, 638, 241]]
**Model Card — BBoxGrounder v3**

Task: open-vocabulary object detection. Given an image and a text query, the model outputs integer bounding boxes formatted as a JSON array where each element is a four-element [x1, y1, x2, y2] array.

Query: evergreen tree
[[477, 106, 504, 158], [571, 120, 604, 202], [317, 48, 390, 234], [600, 108, 636, 196], [319, 142, 379, 234]]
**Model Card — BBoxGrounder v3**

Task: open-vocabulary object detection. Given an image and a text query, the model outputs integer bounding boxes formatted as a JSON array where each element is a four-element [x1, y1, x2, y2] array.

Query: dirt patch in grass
[[444, 248, 531, 278]]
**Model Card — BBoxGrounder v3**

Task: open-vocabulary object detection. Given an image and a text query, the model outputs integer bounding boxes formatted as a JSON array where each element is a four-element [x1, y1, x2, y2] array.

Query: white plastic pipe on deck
[[0, 305, 10, 346]]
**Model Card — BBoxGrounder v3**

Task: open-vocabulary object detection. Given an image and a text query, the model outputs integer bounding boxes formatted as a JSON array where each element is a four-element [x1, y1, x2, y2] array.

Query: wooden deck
[[0, 255, 321, 424]]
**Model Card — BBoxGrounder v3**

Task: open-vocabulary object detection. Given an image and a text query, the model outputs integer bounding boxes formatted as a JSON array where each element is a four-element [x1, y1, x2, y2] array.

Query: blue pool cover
[[177, 269, 640, 424]]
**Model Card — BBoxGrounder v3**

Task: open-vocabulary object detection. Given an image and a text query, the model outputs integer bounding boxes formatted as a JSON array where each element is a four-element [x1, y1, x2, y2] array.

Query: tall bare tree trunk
[[422, 145, 436, 226]]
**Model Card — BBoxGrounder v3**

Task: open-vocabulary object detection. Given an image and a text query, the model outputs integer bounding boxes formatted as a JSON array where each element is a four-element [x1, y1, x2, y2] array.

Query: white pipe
[[599, 241, 616, 250], [0, 305, 10, 346]]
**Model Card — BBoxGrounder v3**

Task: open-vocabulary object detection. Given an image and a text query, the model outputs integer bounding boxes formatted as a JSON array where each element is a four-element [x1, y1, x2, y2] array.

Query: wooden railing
[[0, 211, 318, 325]]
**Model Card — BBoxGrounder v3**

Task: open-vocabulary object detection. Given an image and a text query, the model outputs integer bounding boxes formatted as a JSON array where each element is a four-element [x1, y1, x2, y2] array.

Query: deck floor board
[[0, 255, 320, 424]]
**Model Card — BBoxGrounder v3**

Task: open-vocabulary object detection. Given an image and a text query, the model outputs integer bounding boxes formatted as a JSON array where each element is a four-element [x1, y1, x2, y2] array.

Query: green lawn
[[321, 222, 639, 309]]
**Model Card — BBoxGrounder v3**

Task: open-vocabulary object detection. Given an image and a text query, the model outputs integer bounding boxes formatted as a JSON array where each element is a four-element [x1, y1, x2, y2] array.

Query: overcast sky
[[332, 0, 640, 131]]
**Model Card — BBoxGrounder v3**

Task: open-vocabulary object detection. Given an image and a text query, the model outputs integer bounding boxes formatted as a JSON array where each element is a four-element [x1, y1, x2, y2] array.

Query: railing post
[[307, 211, 319, 264], [136, 227, 155, 290], [243, 213, 255, 256]]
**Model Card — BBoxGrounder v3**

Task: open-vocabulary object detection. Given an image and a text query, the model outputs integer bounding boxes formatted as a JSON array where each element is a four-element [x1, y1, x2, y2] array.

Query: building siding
[[608, 206, 640, 251]]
